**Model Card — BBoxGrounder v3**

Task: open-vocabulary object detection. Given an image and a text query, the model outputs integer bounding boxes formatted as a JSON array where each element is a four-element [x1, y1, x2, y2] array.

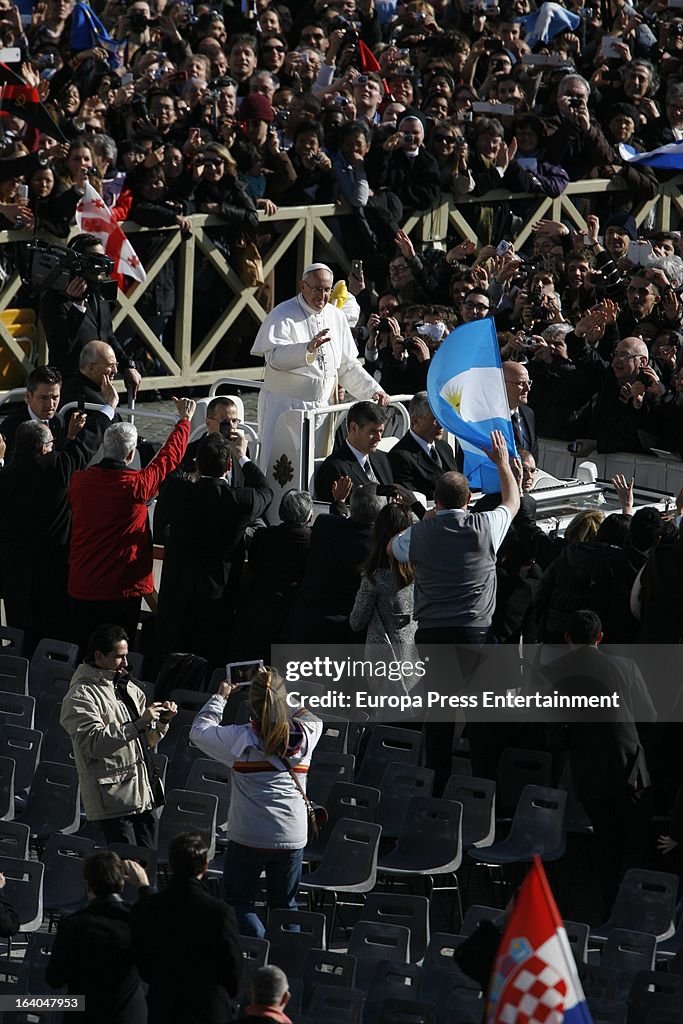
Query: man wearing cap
[[251, 263, 389, 474]]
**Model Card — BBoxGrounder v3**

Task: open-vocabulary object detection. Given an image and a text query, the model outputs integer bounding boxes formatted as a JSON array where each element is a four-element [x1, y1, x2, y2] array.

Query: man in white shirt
[[251, 263, 389, 475]]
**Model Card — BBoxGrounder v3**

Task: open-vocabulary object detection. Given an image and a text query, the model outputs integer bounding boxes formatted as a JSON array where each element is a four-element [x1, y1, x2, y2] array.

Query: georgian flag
[[75, 181, 146, 290]]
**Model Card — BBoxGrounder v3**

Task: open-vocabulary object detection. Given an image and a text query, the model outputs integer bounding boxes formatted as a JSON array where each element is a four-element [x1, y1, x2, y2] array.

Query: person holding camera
[[190, 668, 322, 938], [39, 233, 142, 395], [367, 115, 440, 213], [60, 624, 178, 847], [567, 317, 663, 456], [542, 73, 616, 181]]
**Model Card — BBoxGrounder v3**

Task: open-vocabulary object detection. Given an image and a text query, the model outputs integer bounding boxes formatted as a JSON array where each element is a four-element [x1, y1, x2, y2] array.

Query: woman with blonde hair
[[190, 667, 322, 937]]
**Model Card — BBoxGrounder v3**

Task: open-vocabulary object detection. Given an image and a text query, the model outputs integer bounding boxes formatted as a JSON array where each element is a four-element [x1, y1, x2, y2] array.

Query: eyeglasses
[[303, 282, 331, 295], [612, 352, 641, 361], [433, 134, 456, 143], [262, 45, 286, 53], [464, 301, 490, 312], [504, 378, 531, 388], [389, 263, 409, 272]]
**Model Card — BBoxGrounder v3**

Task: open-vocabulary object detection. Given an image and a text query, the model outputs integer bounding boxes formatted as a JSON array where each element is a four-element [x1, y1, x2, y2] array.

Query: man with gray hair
[[543, 73, 614, 180], [237, 966, 292, 1022], [251, 263, 389, 476], [67, 397, 196, 651], [388, 390, 459, 500]]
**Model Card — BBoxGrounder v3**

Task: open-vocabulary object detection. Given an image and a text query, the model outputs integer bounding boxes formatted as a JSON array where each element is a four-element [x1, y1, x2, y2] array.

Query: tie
[[363, 458, 378, 483], [511, 410, 527, 450], [429, 445, 441, 467]]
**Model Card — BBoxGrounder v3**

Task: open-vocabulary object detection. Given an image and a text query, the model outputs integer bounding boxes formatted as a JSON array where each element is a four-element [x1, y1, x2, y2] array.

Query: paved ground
[[130, 387, 259, 444]]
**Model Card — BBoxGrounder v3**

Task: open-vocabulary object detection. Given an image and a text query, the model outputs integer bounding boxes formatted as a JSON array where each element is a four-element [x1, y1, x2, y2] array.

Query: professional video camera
[[24, 239, 117, 301]]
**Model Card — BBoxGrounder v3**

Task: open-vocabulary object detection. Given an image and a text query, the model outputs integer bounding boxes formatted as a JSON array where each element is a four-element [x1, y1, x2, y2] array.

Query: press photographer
[[36, 232, 141, 396]]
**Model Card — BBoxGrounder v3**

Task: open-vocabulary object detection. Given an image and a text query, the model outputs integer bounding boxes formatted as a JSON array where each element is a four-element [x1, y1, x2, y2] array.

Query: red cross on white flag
[[75, 181, 146, 289]]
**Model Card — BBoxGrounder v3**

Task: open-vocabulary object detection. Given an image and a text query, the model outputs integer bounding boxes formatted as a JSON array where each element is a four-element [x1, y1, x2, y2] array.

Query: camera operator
[[38, 233, 141, 397]]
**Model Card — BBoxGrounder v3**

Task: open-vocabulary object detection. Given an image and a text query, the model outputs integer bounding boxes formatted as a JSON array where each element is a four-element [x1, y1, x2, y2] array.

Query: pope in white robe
[[251, 263, 389, 474]]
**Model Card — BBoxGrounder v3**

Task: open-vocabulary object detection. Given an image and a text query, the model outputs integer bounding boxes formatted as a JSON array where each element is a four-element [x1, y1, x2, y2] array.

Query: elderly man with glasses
[[251, 262, 389, 474]]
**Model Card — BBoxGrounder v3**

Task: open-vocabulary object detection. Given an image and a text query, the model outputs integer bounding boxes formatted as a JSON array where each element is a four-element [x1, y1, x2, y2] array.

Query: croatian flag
[[76, 181, 146, 290], [516, 2, 580, 47], [427, 318, 516, 493], [487, 857, 593, 1024], [618, 141, 683, 172]]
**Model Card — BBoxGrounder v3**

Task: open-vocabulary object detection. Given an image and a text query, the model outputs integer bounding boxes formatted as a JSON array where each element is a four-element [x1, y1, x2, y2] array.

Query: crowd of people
[[0, 0, 683, 373]]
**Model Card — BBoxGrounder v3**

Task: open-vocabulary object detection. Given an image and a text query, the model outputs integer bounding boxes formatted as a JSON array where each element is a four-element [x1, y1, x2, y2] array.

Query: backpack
[[155, 653, 211, 701]]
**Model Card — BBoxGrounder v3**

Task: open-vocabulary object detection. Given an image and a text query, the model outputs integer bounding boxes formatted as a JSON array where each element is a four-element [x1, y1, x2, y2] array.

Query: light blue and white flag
[[517, 2, 580, 47], [618, 140, 683, 171], [427, 319, 517, 493], [71, 2, 121, 69]]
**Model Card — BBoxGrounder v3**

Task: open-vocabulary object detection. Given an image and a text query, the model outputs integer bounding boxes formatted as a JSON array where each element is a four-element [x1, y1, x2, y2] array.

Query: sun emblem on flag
[[442, 384, 463, 414]]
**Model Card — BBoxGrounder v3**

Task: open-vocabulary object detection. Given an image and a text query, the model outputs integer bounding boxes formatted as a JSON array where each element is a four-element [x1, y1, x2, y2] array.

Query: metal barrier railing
[[0, 174, 680, 396]]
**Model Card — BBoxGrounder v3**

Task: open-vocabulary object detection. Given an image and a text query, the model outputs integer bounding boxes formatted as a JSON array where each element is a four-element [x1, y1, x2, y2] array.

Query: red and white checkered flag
[[75, 181, 146, 290]]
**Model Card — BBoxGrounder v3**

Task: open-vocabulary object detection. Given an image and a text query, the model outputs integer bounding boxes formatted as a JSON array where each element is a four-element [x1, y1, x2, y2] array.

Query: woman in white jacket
[[190, 668, 322, 937]]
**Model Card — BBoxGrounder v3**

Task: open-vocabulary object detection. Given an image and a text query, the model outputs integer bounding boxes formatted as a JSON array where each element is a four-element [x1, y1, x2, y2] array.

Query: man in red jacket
[[67, 396, 196, 652]]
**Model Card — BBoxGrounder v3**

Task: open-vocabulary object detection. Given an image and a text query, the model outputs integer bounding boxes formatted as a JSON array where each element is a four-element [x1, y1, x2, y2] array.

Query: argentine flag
[[71, 2, 121, 70], [487, 857, 593, 1024], [619, 140, 683, 172], [516, 2, 580, 47], [427, 319, 516, 493]]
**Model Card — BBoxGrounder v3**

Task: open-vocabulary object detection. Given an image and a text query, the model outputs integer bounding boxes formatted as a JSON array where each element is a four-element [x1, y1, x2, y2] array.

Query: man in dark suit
[[282, 484, 384, 643], [59, 340, 123, 454], [0, 408, 110, 655], [541, 610, 655, 912], [315, 401, 393, 502], [502, 360, 538, 461], [153, 431, 273, 669], [0, 366, 65, 461], [130, 832, 242, 1024], [46, 850, 151, 1024], [388, 391, 459, 500]]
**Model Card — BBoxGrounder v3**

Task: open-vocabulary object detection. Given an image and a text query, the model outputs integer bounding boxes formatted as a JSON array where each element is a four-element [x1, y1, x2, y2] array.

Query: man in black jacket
[[367, 116, 440, 213], [46, 850, 151, 1024], [568, 332, 662, 455], [131, 832, 242, 1024], [315, 401, 393, 502], [0, 366, 65, 462], [154, 431, 273, 669], [0, 407, 110, 655], [389, 391, 459, 500], [541, 610, 655, 912], [38, 233, 140, 395]]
